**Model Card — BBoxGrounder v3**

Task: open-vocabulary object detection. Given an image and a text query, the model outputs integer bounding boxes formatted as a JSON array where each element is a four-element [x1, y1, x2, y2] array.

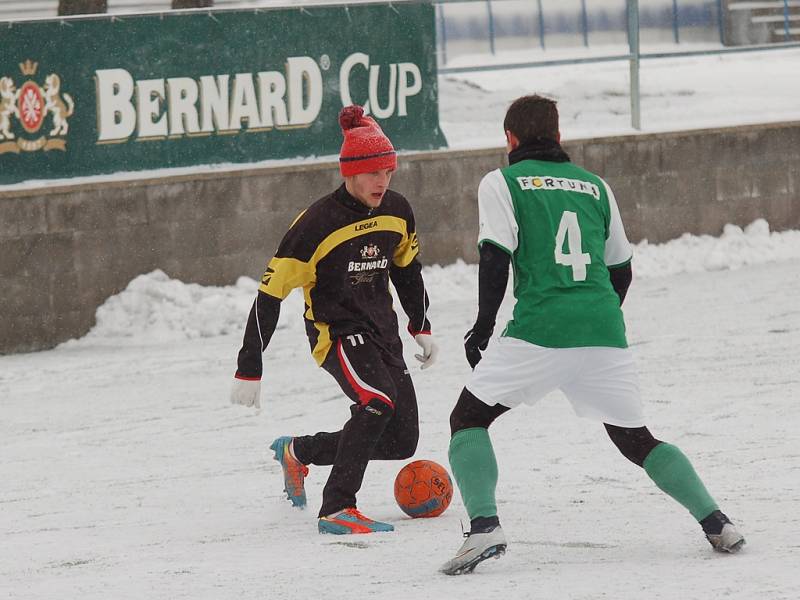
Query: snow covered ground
[[2, 221, 800, 599], [440, 45, 800, 147], [2, 26, 799, 598]]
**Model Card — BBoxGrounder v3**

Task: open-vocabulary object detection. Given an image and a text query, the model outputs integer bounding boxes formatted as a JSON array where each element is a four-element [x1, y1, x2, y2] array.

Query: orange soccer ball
[[394, 459, 454, 518]]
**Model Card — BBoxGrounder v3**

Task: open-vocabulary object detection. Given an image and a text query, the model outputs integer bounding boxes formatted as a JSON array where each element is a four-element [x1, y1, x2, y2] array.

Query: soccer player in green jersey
[[440, 95, 744, 575]]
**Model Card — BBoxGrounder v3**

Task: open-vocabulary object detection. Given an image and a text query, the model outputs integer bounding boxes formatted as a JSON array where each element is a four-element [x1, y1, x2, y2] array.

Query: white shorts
[[466, 336, 645, 428]]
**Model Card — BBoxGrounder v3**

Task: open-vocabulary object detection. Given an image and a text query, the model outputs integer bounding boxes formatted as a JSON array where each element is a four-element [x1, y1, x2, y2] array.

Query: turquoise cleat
[[318, 508, 395, 535], [269, 436, 309, 509]]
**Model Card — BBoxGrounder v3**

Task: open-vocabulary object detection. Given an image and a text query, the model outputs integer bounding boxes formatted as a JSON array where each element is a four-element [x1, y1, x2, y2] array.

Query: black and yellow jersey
[[235, 184, 431, 379]]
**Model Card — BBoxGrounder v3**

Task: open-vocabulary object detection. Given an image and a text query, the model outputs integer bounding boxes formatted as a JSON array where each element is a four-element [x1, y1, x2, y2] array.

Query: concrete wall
[[2, 121, 799, 354]]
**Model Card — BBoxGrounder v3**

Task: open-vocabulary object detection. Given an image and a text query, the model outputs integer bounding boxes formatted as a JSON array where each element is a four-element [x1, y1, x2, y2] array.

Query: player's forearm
[[609, 262, 632, 305], [474, 242, 510, 333], [390, 259, 431, 334], [235, 291, 281, 379]]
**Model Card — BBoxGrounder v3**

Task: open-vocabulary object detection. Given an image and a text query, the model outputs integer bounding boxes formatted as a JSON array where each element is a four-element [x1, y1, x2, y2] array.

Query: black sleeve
[[609, 262, 632, 306], [235, 291, 281, 379], [390, 257, 431, 335], [473, 242, 511, 334]]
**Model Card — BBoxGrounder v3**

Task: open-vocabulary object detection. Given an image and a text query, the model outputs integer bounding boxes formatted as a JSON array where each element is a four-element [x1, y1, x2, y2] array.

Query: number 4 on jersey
[[554, 211, 591, 281]]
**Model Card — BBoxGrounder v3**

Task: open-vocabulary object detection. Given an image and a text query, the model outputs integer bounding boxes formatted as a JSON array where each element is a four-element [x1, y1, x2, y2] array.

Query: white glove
[[414, 333, 439, 370], [230, 377, 262, 409]]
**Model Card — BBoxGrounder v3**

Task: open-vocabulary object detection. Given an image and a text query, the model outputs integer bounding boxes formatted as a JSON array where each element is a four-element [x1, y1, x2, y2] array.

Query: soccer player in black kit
[[230, 105, 438, 534]]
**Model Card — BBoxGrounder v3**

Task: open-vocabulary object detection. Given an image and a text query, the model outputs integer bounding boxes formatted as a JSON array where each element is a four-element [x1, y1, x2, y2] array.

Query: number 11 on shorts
[[554, 211, 591, 281]]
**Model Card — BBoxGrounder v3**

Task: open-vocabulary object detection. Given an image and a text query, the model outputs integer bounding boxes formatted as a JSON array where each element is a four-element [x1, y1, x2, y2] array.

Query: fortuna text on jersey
[[516, 176, 600, 200]]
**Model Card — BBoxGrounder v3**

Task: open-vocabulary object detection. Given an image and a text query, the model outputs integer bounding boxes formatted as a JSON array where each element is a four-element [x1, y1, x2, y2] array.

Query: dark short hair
[[503, 95, 560, 144]]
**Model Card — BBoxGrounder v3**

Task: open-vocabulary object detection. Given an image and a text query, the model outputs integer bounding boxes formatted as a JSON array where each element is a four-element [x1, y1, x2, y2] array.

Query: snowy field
[[439, 45, 800, 147], [2, 29, 800, 599], [2, 222, 800, 599]]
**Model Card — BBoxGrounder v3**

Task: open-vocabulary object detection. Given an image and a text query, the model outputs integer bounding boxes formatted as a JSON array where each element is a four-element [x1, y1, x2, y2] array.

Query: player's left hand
[[464, 326, 493, 369], [414, 333, 439, 370], [230, 376, 262, 409]]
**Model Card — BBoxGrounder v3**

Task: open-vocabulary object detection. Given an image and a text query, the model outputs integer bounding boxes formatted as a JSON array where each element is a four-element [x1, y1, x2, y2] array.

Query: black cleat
[[701, 510, 745, 553]]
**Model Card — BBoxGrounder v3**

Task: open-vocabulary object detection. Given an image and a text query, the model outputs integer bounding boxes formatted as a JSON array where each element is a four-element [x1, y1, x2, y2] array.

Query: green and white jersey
[[478, 159, 633, 348]]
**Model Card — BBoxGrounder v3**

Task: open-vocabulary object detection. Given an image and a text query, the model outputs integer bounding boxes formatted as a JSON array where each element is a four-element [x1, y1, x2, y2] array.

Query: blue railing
[[436, 0, 727, 60]]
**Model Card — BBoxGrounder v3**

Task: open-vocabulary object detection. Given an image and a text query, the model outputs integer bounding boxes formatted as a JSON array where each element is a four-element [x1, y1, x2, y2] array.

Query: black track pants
[[292, 334, 419, 517]]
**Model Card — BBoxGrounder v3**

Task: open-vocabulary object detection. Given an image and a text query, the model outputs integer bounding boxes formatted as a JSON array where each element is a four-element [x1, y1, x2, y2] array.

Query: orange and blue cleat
[[270, 436, 309, 508], [318, 508, 395, 534]]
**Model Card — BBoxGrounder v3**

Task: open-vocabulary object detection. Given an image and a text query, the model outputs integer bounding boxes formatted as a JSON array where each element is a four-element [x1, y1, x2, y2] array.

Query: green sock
[[448, 427, 499, 520], [643, 442, 718, 521]]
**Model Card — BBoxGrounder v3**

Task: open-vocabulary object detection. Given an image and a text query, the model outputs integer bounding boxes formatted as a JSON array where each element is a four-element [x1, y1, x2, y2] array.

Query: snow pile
[[65, 269, 309, 346], [414, 259, 478, 305], [67, 220, 799, 345], [69, 270, 257, 343], [633, 219, 800, 278]]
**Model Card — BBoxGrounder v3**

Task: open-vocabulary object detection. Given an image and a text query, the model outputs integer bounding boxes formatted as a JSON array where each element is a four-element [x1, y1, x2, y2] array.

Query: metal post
[[487, 0, 496, 55], [627, 0, 641, 130], [717, 0, 725, 45], [438, 3, 448, 66], [537, 0, 546, 50], [580, 0, 589, 47], [672, 0, 680, 44], [784, 0, 792, 40]]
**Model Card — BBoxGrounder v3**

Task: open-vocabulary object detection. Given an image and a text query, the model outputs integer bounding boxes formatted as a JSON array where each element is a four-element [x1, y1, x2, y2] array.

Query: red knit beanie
[[338, 105, 397, 177]]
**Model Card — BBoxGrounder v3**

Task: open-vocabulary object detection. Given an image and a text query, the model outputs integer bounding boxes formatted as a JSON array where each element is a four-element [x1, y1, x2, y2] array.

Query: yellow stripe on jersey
[[393, 230, 419, 267], [311, 215, 409, 264], [303, 280, 333, 365], [311, 321, 332, 366], [303, 287, 314, 320], [258, 256, 315, 300]]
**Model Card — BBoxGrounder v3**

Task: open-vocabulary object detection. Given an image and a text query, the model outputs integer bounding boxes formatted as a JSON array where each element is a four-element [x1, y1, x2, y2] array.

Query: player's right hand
[[464, 327, 492, 369], [230, 377, 262, 409]]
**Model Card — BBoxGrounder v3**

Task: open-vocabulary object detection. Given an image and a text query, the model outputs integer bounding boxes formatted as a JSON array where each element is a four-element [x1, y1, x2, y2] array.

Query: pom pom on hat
[[339, 105, 365, 131], [338, 105, 397, 177]]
